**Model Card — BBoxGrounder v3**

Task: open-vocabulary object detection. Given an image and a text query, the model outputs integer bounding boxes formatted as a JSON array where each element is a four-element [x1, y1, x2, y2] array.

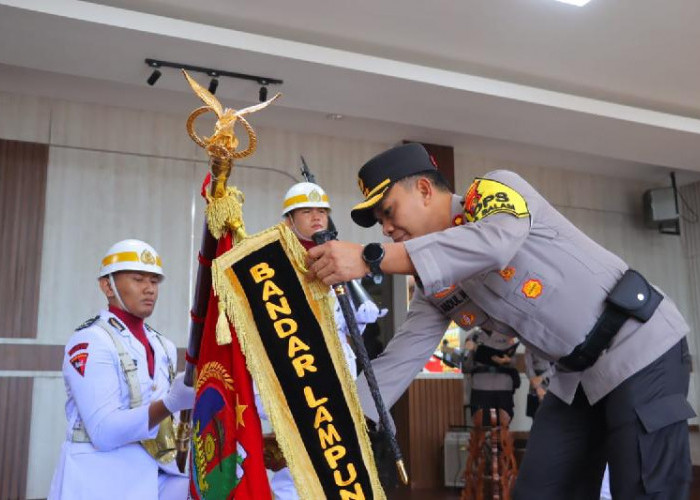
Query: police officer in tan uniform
[[307, 143, 694, 499]]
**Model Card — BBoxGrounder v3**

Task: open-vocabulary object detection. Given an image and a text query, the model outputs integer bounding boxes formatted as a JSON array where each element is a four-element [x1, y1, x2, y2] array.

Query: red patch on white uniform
[[68, 342, 89, 356], [70, 353, 89, 376]]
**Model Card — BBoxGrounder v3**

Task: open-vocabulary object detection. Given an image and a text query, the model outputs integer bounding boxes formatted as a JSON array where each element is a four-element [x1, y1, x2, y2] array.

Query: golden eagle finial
[[183, 70, 281, 159]]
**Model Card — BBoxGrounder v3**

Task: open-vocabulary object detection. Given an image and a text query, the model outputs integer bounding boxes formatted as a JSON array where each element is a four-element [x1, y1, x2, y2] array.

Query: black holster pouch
[[606, 269, 663, 322], [559, 269, 663, 371]]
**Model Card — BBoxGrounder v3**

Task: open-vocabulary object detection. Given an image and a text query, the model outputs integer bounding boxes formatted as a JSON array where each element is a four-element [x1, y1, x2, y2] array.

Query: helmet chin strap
[[287, 215, 313, 242], [108, 273, 131, 314]]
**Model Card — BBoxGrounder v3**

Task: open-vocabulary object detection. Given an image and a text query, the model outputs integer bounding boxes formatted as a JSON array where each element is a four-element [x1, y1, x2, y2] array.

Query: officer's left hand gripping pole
[[312, 230, 409, 485]]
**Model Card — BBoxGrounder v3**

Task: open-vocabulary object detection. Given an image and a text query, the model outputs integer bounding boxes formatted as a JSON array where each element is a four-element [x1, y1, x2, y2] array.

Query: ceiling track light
[[147, 60, 161, 86], [208, 72, 219, 95], [144, 58, 282, 101]]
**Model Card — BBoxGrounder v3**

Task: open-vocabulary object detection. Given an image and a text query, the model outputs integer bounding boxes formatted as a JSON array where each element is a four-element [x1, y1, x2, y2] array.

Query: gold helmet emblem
[[141, 250, 156, 265], [308, 189, 321, 202]]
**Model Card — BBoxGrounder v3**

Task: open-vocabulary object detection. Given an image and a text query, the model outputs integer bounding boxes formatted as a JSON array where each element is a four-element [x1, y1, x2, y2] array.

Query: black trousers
[[513, 339, 693, 500], [470, 389, 515, 418]]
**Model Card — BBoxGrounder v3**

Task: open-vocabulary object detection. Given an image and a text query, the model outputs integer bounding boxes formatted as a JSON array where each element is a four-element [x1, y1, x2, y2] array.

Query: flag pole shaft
[[175, 155, 233, 472], [312, 230, 409, 485]]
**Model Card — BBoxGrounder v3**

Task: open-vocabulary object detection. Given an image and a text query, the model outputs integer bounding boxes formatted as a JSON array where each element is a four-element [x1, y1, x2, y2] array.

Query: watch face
[[363, 243, 383, 262]]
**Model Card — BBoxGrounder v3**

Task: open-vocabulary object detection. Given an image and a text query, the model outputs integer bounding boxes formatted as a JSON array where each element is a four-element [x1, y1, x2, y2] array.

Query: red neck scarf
[[109, 305, 155, 378], [299, 238, 316, 251]]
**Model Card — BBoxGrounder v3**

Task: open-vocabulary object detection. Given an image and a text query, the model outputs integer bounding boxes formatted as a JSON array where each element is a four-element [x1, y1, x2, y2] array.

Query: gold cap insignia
[[308, 189, 321, 202], [141, 250, 156, 265]]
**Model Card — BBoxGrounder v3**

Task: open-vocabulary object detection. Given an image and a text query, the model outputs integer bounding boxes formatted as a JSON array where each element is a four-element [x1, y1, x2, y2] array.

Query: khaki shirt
[[356, 170, 688, 421]]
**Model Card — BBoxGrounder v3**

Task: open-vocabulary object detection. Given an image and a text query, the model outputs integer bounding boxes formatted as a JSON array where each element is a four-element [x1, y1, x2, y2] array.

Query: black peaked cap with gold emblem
[[351, 143, 440, 227]]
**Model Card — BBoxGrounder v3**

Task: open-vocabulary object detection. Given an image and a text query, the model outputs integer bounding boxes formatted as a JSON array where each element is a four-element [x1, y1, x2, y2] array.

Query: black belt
[[558, 269, 663, 372], [471, 365, 514, 375]]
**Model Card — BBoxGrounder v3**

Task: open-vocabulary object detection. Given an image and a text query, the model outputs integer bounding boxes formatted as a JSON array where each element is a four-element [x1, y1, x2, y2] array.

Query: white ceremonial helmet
[[98, 239, 165, 280], [281, 182, 331, 217]]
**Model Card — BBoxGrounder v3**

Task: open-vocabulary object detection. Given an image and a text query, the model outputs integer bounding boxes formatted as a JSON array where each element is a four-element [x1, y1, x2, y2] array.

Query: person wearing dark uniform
[[462, 327, 520, 497], [463, 327, 520, 419], [307, 143, 694, 499]]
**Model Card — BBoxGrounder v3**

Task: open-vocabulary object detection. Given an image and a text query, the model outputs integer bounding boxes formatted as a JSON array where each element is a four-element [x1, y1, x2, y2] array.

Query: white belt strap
[[149, 329, 175, 384], [70, 319, 143, 443], [97, 319, 143, 408]]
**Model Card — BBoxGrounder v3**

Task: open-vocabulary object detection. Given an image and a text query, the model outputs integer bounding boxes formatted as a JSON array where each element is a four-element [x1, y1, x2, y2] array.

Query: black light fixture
[[144, 59, 282, 101], [208, 72, 219, 95], [147, 60, 161, 86]]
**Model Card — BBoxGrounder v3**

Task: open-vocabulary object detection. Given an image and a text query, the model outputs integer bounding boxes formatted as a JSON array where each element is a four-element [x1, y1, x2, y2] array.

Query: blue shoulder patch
[[75, 315, 100, 331]]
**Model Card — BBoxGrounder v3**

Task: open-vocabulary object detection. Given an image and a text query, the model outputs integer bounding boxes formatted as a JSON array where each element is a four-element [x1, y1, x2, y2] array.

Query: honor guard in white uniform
[[307, 143, 694, 499], [49, 239, 195, 500], [259, 182, 386, 500]]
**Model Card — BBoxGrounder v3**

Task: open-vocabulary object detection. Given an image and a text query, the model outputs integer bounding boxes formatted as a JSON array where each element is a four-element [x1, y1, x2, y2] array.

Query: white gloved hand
[[356, 300, 388, 324], [162, 372, 195, 413]]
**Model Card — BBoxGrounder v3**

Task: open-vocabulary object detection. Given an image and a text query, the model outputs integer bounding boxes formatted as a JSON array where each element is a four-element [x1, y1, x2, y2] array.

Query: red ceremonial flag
[[189, 181, 272, 499]]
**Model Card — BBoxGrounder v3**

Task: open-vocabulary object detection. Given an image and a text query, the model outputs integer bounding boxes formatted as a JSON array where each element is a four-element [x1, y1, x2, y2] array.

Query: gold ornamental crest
[[141, 250, 156, 265], [308, 189, 321, 202]]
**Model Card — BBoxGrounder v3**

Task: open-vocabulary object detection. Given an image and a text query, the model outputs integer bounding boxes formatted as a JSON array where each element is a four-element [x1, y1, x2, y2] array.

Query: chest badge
[[499, 267, 516, 282], [521, 279, 543, 299], [459, 312, 476, 327]]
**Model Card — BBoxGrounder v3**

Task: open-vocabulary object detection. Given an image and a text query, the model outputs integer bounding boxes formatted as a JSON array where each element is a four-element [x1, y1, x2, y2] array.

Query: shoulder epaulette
[[75, 315, 100, 331], [108, 317, 126, 332], [145, 323, 162, 336]]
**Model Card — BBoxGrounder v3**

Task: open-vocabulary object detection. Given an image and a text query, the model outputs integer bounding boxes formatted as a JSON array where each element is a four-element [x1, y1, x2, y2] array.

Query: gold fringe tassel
[[205, 186, 246, 240], [215, 299, 232, 345]]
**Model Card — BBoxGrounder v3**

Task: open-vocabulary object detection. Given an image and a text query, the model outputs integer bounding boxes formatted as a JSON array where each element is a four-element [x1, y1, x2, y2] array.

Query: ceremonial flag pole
[[176, 70, 280, 499], [301, 156, 408, 484]]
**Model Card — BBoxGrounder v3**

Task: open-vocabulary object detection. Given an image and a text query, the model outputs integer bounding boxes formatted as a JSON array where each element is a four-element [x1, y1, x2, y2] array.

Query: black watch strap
[[362, 243, 385, 285]]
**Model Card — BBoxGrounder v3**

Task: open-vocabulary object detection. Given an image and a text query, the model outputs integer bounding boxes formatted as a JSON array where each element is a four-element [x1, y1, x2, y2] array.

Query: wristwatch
[[362, 243, 385, 285]]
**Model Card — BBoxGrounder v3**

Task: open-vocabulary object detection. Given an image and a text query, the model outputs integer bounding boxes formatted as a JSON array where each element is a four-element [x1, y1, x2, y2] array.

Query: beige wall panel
[[37, 146, 198, 347], [49, 99, 199, 160], [0, 91, 50, 143], [25, 375, 65, 500]]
